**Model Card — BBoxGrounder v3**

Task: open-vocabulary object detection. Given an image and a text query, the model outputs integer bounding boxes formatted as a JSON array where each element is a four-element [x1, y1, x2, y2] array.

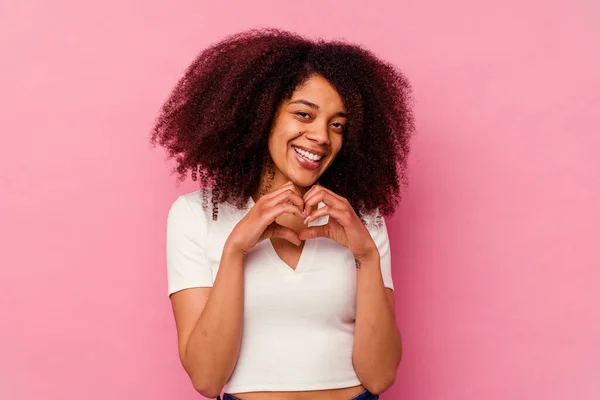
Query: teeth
[[293, 146, 323, 161]]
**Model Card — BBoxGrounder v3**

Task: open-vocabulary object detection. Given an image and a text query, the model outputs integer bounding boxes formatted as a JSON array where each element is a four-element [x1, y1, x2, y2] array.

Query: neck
[[253, 171, 311, 202]]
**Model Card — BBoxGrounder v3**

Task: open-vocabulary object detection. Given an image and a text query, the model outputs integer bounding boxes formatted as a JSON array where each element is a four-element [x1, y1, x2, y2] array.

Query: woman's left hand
[[298, 185, 379, 261]]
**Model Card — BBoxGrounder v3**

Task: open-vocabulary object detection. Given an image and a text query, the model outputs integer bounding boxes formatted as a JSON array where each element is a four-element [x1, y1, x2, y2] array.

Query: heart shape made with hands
[[262, 181, 376, 261], [268, 188, 352, 250], [261, 184, 378, 270], [299, 211, 349, 248]]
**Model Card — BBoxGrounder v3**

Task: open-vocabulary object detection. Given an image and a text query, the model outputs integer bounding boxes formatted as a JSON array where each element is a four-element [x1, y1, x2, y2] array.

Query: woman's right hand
[[224, 181, 306, 255]]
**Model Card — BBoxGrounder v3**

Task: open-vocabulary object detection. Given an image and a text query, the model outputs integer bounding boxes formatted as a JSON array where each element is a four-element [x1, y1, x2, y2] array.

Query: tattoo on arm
[[355, 258, 361, 269]]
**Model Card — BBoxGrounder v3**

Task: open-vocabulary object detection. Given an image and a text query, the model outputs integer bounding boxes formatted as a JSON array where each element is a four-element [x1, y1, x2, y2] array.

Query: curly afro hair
[[151, 28, 414, 219]]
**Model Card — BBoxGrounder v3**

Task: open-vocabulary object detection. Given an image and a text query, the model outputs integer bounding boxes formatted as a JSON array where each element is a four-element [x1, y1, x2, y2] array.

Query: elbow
[[359, 362, 398, 395], [182, 352, 225, 398], [363, 373, 396, 395], [191, 378, 222, 399], [186, 363, 224, 399]]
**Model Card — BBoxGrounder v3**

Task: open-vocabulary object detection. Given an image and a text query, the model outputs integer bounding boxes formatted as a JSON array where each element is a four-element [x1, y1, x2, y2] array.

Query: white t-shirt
[[166, 189, 394, 394]]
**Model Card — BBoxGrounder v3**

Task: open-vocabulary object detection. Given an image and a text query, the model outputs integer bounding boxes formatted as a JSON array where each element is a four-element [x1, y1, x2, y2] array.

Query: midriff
[[231, 385, 366, 400]]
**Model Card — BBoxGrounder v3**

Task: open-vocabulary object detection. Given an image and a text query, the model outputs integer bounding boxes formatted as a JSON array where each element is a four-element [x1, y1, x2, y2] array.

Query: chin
[[292, 177, 317, 189], [284, 152, 329, 188], [287, 171, 319, 189]]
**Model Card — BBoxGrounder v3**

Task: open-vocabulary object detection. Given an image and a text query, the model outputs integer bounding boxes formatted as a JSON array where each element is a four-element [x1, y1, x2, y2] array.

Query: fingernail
[[303, 216, 310, 225]]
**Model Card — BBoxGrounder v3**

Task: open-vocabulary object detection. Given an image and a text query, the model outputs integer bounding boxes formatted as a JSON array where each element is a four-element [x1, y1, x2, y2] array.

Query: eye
[[295, 112, 311, 119], [331, 122, 346, 132]]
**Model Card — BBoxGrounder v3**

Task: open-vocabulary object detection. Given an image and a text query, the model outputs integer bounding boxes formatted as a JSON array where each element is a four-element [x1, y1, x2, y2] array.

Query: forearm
[[352, 251, 402, 394], [183, 249, 245, 396]]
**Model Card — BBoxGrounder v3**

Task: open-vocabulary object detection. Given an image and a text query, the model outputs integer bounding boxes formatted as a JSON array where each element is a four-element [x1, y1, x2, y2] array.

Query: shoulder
[[168, 188, 250, 227], [168, 189, 211, 224]]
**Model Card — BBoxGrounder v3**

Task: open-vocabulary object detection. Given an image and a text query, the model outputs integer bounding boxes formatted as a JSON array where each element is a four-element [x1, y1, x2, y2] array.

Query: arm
[[168, 182, 305, 398], [299, 186, 401, 395], [352, 251, 402, 394], [171, 248, 245, 399]]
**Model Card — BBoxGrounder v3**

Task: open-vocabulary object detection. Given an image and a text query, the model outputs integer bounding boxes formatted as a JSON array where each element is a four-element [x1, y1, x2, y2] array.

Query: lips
[[292, 146, 324, 170], [292, 145, 327, 157]]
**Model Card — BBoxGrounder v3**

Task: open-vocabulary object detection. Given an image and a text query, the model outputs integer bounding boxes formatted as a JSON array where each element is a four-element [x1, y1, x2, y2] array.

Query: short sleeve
[[365, 210, 394, 290], [166, 195, 213, 296]]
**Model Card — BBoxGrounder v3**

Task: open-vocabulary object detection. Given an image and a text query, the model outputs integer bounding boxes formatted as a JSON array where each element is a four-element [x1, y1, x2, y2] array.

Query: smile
[[292, 146, 324, 170], [292, 146, 324, 161]]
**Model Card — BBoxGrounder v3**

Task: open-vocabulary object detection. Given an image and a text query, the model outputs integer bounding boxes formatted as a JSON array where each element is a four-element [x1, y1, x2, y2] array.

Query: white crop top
[[166, 190, 394, 394]]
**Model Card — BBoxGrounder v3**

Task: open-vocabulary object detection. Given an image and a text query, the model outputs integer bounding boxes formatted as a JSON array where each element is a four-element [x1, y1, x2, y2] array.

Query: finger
[[277, 180, 303, 196], [263, 222, 302, 246], [304, 190, 345, 217], [262, 180, 296, 199], [268, 188, 305, 208], [298, 225, 328, 241], [304, 205, 350, 226], [266, 189, 305, 215], [303, 184, 344, 200], [265, 202, 305, 221], [303, 184, 319, 200], [303, 185, 323, 216], [286, 182, 304, 197]]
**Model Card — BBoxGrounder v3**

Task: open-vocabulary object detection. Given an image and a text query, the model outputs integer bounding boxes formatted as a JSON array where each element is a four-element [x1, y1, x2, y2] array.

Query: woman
[[151, 28, 413, 400]]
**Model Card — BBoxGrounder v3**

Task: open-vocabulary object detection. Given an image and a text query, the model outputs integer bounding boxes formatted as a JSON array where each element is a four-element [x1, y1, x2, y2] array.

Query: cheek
[[330, 137, 343, 160], [267, 131, 291, 161], [267, 135, 276, 156]]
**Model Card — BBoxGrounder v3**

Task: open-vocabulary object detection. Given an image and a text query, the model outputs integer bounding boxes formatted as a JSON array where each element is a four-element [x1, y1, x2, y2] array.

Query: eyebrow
[[288, 99, 348, 118]]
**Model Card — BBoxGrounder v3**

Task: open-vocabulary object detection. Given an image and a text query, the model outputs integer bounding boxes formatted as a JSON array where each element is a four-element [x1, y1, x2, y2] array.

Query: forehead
[[290, 75, 346, 111]]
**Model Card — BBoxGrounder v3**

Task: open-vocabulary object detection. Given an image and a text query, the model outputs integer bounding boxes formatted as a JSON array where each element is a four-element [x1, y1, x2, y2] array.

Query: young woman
[[151, 28, 413, 400]]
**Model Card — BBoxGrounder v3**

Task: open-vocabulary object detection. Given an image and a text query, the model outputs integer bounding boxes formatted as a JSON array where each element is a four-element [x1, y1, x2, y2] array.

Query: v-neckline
[[267, 238, 312, 273], [244, 196, 326, 274]]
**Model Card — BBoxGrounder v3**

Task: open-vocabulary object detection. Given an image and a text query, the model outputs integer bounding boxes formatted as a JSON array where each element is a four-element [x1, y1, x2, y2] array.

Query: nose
[[305, 123, 330, 146]]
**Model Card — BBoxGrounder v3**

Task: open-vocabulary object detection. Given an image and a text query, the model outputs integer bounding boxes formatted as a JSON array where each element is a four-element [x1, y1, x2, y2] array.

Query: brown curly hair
[[150, 28, 414, 219]]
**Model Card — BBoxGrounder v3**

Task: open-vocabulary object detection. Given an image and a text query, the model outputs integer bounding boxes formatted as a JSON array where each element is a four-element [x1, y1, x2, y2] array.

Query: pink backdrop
[[1, 1, 598, 399]]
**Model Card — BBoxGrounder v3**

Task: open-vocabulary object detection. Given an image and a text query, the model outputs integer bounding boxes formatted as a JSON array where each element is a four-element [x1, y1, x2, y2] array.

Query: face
[[267, 75, 347, 190]]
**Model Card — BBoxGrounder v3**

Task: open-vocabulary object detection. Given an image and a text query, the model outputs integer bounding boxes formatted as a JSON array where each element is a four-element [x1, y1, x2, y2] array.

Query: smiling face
[[266, 75, 347, 191]]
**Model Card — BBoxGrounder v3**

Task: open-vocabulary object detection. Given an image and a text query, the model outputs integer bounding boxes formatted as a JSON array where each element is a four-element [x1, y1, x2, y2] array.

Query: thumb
[[298, 225, 329, 241], [263, 222, 302, 246]]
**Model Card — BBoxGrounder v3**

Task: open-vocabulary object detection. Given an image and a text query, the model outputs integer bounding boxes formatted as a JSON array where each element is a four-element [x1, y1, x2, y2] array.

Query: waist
[[223, 330, 357, 393], [223, 386, 378, 400]]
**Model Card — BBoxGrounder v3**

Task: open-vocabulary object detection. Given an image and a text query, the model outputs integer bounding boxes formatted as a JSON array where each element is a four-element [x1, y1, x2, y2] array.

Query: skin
[[266, 74, 346, 193], [257, 75, 346, 274], [170, 75, 402, 400]]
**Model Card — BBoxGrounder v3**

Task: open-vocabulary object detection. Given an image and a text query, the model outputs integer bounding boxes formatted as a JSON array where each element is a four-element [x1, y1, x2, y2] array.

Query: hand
[[224, 181, 306, 255], [299, 185, 379, 260]]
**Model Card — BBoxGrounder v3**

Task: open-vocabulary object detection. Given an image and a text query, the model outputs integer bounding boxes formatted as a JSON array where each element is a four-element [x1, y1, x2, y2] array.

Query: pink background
[[1, 1, 599, 399]]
